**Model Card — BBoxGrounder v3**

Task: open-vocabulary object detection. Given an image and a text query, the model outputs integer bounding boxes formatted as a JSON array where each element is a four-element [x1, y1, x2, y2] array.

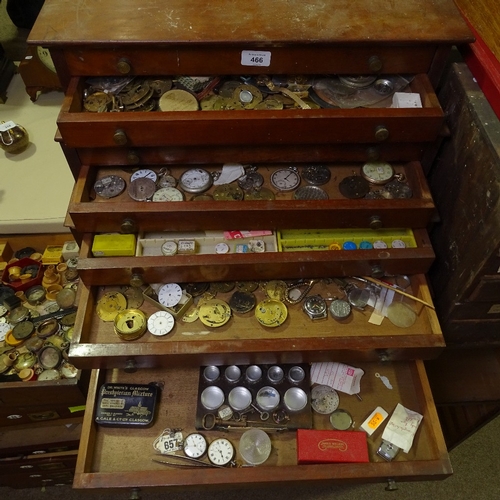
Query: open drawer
[[73, 360, 451, 490], [57, 75, 443, 149], [69, 162, 436, 233], [68, 275, 443, 369]]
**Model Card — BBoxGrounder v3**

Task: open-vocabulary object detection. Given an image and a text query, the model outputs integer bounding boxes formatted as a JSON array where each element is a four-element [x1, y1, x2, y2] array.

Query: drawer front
[[57, 75, 443, 149], [61, 45, 439, 77], [68, 274, 443, 370], [69, 162, 436, 234], [74, 362, 450, 489]]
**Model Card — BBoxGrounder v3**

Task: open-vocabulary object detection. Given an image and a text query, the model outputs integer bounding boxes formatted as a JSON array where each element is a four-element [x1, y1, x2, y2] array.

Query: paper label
[[310, 362, 364, 395], [360, 406, 389, 436], [0, 121, 16, 132], [382, 403, 423, 453], [241, 50, 271, 67]]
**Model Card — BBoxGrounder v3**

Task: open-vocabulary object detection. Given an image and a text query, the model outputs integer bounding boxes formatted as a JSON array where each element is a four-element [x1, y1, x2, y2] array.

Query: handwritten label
[[241, 50, 271, 67]]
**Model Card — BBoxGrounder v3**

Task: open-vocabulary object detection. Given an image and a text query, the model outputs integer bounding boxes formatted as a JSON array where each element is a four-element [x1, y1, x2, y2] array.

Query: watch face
[[270, 168, 301, 191], [311, 385, 340, 414], [303, 295, 327, 319], [37, 46, 56, 73], [147, 310, 175, 336], [183, 433, 207, 459], [207, 438, 235, 466], [361, 161, 394, 185], [152, 187, 184, 202], [179, 168, 213, 193], [157, 283, 183, 308], [130, 168, 158, 183], [0, 322, 12, 342], [114, 309, 148, 340]]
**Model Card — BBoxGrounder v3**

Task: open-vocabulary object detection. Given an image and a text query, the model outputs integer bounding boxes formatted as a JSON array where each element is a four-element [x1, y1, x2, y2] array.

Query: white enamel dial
[[183, 433, 207, 459], [0, 322, 12, 342], [270, 168, 301, 192], [130, 168, 158, 183], [361, 161, 394, 185], [179, 168, 213, 194], [157, 283, 183, 307], [207, 438, 235, 466], [147, 310, 175, 336], [152, 187, 184, 202]]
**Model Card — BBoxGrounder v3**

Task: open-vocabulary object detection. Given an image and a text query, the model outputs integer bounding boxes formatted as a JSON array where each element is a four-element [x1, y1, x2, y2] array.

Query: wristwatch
[[302, 295, 328, 320]]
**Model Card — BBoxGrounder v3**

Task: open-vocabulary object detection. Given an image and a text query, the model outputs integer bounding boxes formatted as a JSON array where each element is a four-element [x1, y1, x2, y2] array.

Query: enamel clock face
[[152, 187, 184, 202], [130, 168, 158, 183], [270, 168, 301, 192], [183, 433, 208, 459], [361, 161, 395, 185], [147, 310, 175, 336], [157, 283, 183, 308], [207, 438, 235, 466], [179, 168, 213, 194]]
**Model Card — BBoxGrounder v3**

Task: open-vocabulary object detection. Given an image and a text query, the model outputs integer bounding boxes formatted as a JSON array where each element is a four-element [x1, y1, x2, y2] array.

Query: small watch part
[[237, 172, 264, 192], [264, 280, 288, 301], [244, 187, 275, 200], [93, 175, 126, 199], [25, 285, 46, 306], [391, 239, 406, 248], [8, 306, 30, 324], [147, 310, 175, 336], [311, 384, 340, 414], [329, 298, 352, 320], [255, 299, 288, 327], [96, 291, 128, 322], [12, 320, 35, 341], [293, 185, 329, 200], [235, 281, 259, 293], [38, 345, 62, 370], [233, 84, 263, 109], [209, 282, 235, 294], [198, 299, 232, 327], [330, 408, 353, 430], [381, 179, 413, 199], [128, 177, 156, 201], [215, 242, 230, 254], [339, 175, 370, 199], [228, 290, 257, 314], [302, 294, 328, 320], [161, 240, 178, 256], [302, 164, 331, 186], [183, 433, 208, 459], [157, 283, 183, 308], [179, 168, 213, 194], [270, 167, 301, 192], [114, 308, 148, 341], [361, 161, 395, 185], [213, 184, 244, 201], [207, 438, 235, 466], [130, 168, 158, 183], [185, 282, 210, 297], [152, 187, 184, 202]]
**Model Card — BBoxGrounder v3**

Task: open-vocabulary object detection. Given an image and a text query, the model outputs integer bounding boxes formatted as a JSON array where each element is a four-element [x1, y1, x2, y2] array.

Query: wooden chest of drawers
[[30, 0, 472, 492]]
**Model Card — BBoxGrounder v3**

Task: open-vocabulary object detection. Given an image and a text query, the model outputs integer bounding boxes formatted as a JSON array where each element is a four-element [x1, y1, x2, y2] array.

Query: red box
[[1, 258, 43, 292], [297, 429, 369, 464]]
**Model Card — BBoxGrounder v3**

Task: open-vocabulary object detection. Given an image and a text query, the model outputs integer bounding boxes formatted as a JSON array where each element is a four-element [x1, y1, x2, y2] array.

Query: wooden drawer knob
[[368, 55, 383, 72], [121, 218, 136, 233], [369, 215, 383, 230], [113, 129, 128, 145], [117, 58, 132, 74], [129, 274, 145, 287], [124, 359, 137, 373], [127, 151, 140, 165], [374, 125, 389, 142], [366, 147, 380, 162]]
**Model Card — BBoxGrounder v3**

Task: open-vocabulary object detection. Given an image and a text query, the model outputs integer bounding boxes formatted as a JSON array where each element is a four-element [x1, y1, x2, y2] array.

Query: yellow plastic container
[[92, 234, 136, 257]]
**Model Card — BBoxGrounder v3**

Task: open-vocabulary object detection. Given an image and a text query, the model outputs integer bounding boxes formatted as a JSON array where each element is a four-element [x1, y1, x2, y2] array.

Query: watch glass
[[207, 438, 235, 466], [183, 433, 207, 459]]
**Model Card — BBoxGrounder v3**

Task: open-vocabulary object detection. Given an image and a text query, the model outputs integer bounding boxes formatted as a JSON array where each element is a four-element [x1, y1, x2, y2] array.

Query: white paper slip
[[310, 362, 364, 395]]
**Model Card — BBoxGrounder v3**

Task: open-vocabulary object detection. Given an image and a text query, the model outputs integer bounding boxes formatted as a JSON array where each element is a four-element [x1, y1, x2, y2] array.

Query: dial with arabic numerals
[[130, 168, 158, 183], [207, 438, 235, 466], [147, 310, 175, 336], [270, 168, 301, 192], [183, 433, 208, 459], [157, 283, 183, 308], [179, 168, 213, 194], [152, 187, 184, 202]]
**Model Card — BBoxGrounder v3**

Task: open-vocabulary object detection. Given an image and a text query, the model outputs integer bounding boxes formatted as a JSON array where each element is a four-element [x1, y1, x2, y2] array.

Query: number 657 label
[[241, 50, 271, 67]]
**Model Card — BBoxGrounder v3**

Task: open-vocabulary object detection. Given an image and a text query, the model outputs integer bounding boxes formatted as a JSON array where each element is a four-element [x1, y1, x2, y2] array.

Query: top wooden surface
[[454, 0, 500, 61], [29, 0, 472, 45]]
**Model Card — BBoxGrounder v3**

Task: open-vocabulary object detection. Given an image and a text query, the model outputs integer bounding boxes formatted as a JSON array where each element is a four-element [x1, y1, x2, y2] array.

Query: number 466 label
[[241, 50, 271, 67]]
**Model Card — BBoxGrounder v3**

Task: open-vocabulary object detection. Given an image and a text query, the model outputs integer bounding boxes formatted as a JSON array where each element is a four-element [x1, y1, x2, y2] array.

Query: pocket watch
[[302, 295, 328, 320], [213, 184, 244, 201], [157, 169, 177, 188], [198, 299, 232, 327], [302, 164, 331, 186], [270, 167, 301, 192], [147, 310, 175, 336], [94, 175, 126, 199], [183, 433, 208, 459], [255, 299, 288, 327], [152, 187, 184, 202], [130, 168, 158, 183], [179, 168, 213, 194], [128, 177, 156, 201], [338, 175, 370, 199], [361, 161, 395, 185], [311, 384, 340, 415], [157, 283, 183, 308], [329, 298, 352, 320], [207, 438, 235, 466]]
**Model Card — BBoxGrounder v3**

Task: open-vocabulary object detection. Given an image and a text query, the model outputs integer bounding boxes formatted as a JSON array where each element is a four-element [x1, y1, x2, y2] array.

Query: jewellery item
[[302, 165, 331, 186], [94, 175, 126, 199], [329, 299, 352, 320], [213, 184, 244, 201], [128, 177, 156, 201], [114, 309, 148, 340], [255, 299, 288, 327], [96, 291, 127, 322], [270, 167, 301, 192], [361, 161, 395, 185], [198, 299, 232, 327], [130, 168, 158, 183], [311, 385, 340, 414], [147, 310, 175, 336], [152, 187, 184, 202], [302, 295, 328, 320], [157, 283, 183, 308], [329, 408, 353, 430], [183, 433, 208, 459], [339, 175, 370, 199], [293, 185, 329, 200], [207, 438, 235, 466], [179, 168, 213, 194], [228, 291, 256, 314]]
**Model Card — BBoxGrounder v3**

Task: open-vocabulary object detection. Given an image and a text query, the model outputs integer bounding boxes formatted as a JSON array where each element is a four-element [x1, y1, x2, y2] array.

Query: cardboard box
[[297, 429, 369, 464], [92, 234, 136, 257], [0, 241, 13, 262]]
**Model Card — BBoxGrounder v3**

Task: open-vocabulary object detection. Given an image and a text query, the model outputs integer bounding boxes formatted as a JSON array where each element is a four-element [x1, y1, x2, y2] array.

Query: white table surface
[[1, 73, 73, 234]]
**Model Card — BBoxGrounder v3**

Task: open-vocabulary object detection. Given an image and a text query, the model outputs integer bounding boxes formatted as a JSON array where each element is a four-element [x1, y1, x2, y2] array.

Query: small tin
[[95, 383, 160, 427]]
